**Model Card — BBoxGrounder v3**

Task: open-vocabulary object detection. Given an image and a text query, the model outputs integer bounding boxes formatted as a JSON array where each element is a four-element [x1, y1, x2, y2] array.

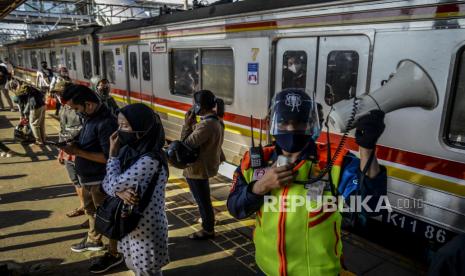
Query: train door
[[274, 38, 318, 95], [275, 35, 370, 120], [315, 36, 370, 111], [128, 45, 142, 103]]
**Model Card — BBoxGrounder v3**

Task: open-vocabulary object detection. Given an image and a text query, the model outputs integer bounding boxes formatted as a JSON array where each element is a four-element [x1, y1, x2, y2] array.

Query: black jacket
[[75, 104, 118, 184]]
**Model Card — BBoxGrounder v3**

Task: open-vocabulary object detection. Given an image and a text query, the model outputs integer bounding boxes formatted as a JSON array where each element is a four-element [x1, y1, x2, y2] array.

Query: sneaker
[[89, 252, 124, 274], [71, 236, 104, 253]]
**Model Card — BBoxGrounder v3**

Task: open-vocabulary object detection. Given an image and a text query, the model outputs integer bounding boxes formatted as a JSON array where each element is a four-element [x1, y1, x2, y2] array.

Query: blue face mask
[[274, 134, 312, 153]]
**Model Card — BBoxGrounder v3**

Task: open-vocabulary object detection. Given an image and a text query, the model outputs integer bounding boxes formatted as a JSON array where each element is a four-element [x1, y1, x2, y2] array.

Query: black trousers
[[186, 178, 215, 232]]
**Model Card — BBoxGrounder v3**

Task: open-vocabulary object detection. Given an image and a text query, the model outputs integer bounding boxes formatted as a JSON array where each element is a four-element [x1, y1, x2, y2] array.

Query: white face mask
[[288, 64, 297, 73]]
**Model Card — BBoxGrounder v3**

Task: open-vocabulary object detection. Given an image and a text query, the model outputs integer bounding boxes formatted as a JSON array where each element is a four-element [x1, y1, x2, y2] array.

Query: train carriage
[[5, 0, 465, 249], [95, 18, 158, 108], [6, 27, 100, 86]]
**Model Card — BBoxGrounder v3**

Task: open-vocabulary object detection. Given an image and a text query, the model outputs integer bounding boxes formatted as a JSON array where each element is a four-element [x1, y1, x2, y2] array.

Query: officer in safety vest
[[227, 88, 387, 276]]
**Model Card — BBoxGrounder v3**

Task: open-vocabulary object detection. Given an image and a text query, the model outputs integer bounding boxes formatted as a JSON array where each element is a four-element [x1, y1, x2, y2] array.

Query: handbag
[[165, 140, 199, 169], [95, 161, 161, 240]]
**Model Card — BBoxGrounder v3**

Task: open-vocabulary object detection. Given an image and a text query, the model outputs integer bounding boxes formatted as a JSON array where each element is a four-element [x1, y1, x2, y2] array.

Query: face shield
[[269, 88, 321, 137]]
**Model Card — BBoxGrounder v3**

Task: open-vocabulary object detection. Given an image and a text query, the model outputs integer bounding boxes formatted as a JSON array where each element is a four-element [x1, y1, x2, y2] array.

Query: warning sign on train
[[151, 42, 167, 53], [247, 63, 259, 85]]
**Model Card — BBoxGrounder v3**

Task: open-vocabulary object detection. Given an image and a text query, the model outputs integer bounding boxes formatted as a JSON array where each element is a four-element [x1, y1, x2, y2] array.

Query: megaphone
[[329, 59, 439, 132]]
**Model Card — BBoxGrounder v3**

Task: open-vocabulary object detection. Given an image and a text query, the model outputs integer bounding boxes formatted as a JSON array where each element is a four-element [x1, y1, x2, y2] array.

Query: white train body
[[5, 0, 465, 246]]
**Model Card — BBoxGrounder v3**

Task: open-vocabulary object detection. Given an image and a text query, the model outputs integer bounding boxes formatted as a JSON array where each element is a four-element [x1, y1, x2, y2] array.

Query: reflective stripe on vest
[[242, 144, 346, 276]]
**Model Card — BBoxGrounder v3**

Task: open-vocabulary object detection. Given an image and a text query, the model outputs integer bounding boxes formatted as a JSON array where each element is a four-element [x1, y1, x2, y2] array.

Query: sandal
[[188, 230, 215, 240], [66, 208, 85, 218]]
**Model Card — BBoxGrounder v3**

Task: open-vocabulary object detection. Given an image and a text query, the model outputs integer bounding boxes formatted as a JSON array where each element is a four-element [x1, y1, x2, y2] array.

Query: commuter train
[[3, 0, 465, 248]]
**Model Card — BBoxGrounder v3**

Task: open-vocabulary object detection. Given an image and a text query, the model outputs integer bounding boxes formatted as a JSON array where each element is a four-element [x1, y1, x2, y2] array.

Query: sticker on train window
[[282, 51, 307, 89], [325, 51, 359, 106]]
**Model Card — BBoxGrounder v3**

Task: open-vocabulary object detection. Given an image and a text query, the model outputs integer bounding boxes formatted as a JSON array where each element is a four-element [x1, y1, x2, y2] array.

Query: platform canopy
[[0, 0, 193, 44]]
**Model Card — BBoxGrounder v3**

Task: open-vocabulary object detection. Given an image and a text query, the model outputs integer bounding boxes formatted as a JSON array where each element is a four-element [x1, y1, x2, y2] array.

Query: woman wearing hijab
[[102, 103, 169, 276]]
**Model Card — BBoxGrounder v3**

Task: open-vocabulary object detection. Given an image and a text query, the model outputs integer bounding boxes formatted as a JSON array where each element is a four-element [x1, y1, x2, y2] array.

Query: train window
[[39, 52, 47, 65], [50, 51, 57, 70], [17, 53, 23, 67], [142, 52, 150, 81], [72, 52, 77, 70], [170, 49, 199, 96], [30, 51, 38, 69], [201, 49, 234, 104], [130, 52, 138, 79], [65, 50, 72, 70], [325, 51, 359, 105], [445, 47, 465, 148], [102, 50, 115, 84], [282, 51, 307, 89], [82, 50, 92, 79]]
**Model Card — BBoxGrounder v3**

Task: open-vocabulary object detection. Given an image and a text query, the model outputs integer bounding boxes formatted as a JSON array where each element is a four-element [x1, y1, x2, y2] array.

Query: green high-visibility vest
[[241, 145, 346, 276]]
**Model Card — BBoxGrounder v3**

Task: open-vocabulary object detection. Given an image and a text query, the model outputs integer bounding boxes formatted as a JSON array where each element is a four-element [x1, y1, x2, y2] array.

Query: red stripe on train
[[318, 133, 465, 181], [111, 89, 465, 181], [113, 89, 264, 128]]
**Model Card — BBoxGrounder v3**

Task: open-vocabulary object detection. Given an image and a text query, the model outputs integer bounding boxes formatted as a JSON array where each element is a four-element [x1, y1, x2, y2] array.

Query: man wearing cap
[[227, 88, 387, 276]]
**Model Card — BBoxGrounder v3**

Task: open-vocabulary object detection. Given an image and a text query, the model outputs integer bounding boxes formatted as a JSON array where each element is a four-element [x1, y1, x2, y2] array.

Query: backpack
[[95, 159, 161, 240]]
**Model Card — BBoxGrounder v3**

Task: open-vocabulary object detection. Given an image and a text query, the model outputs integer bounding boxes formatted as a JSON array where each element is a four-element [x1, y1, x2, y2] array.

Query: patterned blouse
[[102, 156, 169, 273]]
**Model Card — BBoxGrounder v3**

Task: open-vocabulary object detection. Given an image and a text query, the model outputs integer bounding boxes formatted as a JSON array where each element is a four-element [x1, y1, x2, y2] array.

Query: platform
[[0, 109, 425, 275]]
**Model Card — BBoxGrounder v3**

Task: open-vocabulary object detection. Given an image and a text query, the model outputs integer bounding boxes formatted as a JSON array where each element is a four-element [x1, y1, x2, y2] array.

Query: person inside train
[[227, 88, 388, 276], [325, 52, 358, 104], [282, 55, 306, 89], [36, 61, 53, 94], [181, 90, 225, 239], [103, 103, 169, 276], [50, 65, 71, 116], [61, 85, 121, 274], [175, 63, 198, 95], [96, 78, 119, 116]]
